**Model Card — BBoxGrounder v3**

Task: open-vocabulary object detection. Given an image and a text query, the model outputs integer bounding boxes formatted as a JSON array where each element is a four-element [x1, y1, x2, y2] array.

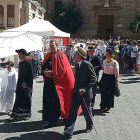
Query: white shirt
[[131, 46, 138, 57], [97, 44, 107, 54], [103, 59, 119, 75], [138, 51, 140, 64]]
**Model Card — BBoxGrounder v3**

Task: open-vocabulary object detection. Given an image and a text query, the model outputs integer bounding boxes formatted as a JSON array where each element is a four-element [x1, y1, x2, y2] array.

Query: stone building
[[0, 0, 46, 31], [45, 0, 140, 39], [0, 0, 46, 64]]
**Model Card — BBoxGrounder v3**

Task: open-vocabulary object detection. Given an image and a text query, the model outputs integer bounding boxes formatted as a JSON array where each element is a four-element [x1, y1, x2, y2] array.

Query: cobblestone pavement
[[0, 68, 140, 140]]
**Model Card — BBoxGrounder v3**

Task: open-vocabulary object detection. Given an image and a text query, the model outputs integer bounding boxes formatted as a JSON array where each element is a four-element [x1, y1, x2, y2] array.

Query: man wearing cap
[[8, 49, 33, 122], [62, 47, 97, 139], [87, 45, 102, 107], [87, 45, 102, 84]]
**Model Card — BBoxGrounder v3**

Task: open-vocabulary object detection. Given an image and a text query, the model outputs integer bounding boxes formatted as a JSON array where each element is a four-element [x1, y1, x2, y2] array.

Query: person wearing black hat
[[62, 47, 97, 139], [87, 45, 102, 107], [100, 48, 119, 113], [7, 49, 33, 122]]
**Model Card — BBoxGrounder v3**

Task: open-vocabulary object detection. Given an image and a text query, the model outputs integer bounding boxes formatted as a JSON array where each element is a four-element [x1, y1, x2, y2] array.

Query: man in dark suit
[[87, 45, 102, 107], [87, 45, 102, 82], [62, 47, 97, 139]]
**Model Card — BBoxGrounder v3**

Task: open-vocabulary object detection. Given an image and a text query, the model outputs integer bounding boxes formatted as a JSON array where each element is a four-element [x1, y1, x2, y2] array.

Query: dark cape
[[42, 54, 61, 122], [11, 60, 33, 119]]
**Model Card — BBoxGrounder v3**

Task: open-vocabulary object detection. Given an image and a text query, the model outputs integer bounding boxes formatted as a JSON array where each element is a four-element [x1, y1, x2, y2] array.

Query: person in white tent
[[0, 61, 18, 115]]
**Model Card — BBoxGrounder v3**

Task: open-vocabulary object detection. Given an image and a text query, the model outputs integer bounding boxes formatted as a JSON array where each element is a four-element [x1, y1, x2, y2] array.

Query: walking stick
[[81, 94, 98, 135]]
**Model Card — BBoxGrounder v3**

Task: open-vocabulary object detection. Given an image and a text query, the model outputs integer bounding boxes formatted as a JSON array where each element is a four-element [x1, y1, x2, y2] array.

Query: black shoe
[[0, 112, 7, 116], [6, 118, 18, 122], [23, 117, 30, 121], [62, 133, 72, 140], [86, 126, 93, 133], [43, 122, 57, 129]]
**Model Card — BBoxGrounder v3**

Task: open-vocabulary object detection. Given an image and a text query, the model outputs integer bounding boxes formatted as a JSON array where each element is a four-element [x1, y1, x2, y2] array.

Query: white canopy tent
[[0, 32, 43, 58], [5, 18, 70, 37], [0, 18, 70, 58]]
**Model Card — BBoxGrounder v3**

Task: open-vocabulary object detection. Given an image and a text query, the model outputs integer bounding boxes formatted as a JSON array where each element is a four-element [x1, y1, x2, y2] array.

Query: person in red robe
[[42, 40, 81, 129]]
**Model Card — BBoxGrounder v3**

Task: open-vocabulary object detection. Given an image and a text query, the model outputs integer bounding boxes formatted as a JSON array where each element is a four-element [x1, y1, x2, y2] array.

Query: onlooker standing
[[97, 41, 107, 60], [114, 46, 120, 63], [64, 45, 72, 64], [0, 61, 18, 114], [121, 44, 128, 69], [31, 51, 40, 78], [131, 41, 138, 72], [100, 49, 119, 113], [137, 45, 140, 66], [126, 40, 133, 69]]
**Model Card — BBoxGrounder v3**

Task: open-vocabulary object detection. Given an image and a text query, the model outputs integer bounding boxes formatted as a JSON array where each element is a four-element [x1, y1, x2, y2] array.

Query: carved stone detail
[[104, 0, 109, 7]]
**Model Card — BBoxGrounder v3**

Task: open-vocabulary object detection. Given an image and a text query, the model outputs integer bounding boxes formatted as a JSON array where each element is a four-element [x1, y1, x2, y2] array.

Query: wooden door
[[98, 15, 114, 39]]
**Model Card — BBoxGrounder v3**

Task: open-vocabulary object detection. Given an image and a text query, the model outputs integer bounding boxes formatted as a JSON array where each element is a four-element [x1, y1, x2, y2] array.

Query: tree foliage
[[128, 15, 140, 33], [52, 3, 83, 34]]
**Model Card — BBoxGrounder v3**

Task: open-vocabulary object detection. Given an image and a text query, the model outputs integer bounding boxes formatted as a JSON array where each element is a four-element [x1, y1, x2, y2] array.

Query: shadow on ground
[[119, 81, 140, 84], [122, 77, 140, 81], [79, 109, 106, 117], [4, 131, 64, 140], [119, 68, 138, 77], [0, 119, 64, 133], [92, 109, 106, 116]]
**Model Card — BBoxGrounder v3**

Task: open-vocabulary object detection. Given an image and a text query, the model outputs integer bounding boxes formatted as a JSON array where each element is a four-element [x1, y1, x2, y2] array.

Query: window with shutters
[[0, 5, 4, 29], [7, 5, 15, 27]]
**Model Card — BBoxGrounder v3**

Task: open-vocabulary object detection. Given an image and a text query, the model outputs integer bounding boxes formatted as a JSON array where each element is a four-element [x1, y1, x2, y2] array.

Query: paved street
[[0, 69, 140, 140]]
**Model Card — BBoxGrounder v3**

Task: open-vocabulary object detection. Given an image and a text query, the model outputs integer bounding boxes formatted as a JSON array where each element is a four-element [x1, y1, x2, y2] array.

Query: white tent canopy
[[4, 18, 70, 37], [0, 32, 43, 58], [0, 18, 70, 58]]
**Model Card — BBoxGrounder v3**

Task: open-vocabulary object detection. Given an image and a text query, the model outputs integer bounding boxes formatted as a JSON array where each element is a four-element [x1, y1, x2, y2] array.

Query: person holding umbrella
[[62, 47, 97, 139]]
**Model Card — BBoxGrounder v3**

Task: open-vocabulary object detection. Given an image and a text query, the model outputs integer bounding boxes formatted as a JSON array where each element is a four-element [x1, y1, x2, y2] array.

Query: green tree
[[52, 3, 83, 34], [128, 15, 140, 33]]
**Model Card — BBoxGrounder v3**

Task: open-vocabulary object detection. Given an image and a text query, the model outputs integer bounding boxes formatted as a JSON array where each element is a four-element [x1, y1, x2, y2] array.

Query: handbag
[[114, 86, 121, 97]]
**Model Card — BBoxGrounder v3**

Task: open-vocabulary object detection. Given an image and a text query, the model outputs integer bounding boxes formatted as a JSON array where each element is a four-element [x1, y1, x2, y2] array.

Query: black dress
[[42, 55, 61, 123], [11, 60, 33, 119], [100, 73, 115, 109]]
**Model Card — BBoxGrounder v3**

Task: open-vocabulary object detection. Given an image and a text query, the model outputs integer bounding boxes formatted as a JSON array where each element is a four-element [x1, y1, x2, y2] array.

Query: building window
[[7, 5, 15, 27], [33, 13, 35, 19], [38, 10, 42, 16], [0, 5, 4, 29]]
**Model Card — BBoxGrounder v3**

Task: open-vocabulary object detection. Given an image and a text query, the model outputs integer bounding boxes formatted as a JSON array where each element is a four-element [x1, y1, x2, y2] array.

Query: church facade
[[46, 0, 140, 39]]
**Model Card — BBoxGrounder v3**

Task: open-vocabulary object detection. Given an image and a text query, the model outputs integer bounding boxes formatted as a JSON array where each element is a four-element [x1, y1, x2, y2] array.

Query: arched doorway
[[0, 5, 4, 29]]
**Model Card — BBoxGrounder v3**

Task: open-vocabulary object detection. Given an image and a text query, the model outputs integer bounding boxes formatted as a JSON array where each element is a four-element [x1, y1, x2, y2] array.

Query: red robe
[[42, 50, 81, 119]]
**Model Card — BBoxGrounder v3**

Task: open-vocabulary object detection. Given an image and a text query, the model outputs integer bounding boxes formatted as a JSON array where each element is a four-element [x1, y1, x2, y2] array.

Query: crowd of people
[[0, 38, 139, 139], [66, 38, 140, 73]]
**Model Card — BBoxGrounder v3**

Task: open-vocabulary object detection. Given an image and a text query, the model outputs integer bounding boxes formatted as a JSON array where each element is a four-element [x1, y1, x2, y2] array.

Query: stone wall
[[47, 0, 140, 39]]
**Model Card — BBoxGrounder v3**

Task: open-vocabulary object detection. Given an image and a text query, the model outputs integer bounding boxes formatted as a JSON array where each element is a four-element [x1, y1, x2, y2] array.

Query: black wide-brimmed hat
[[15, 49, 28, 55]]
